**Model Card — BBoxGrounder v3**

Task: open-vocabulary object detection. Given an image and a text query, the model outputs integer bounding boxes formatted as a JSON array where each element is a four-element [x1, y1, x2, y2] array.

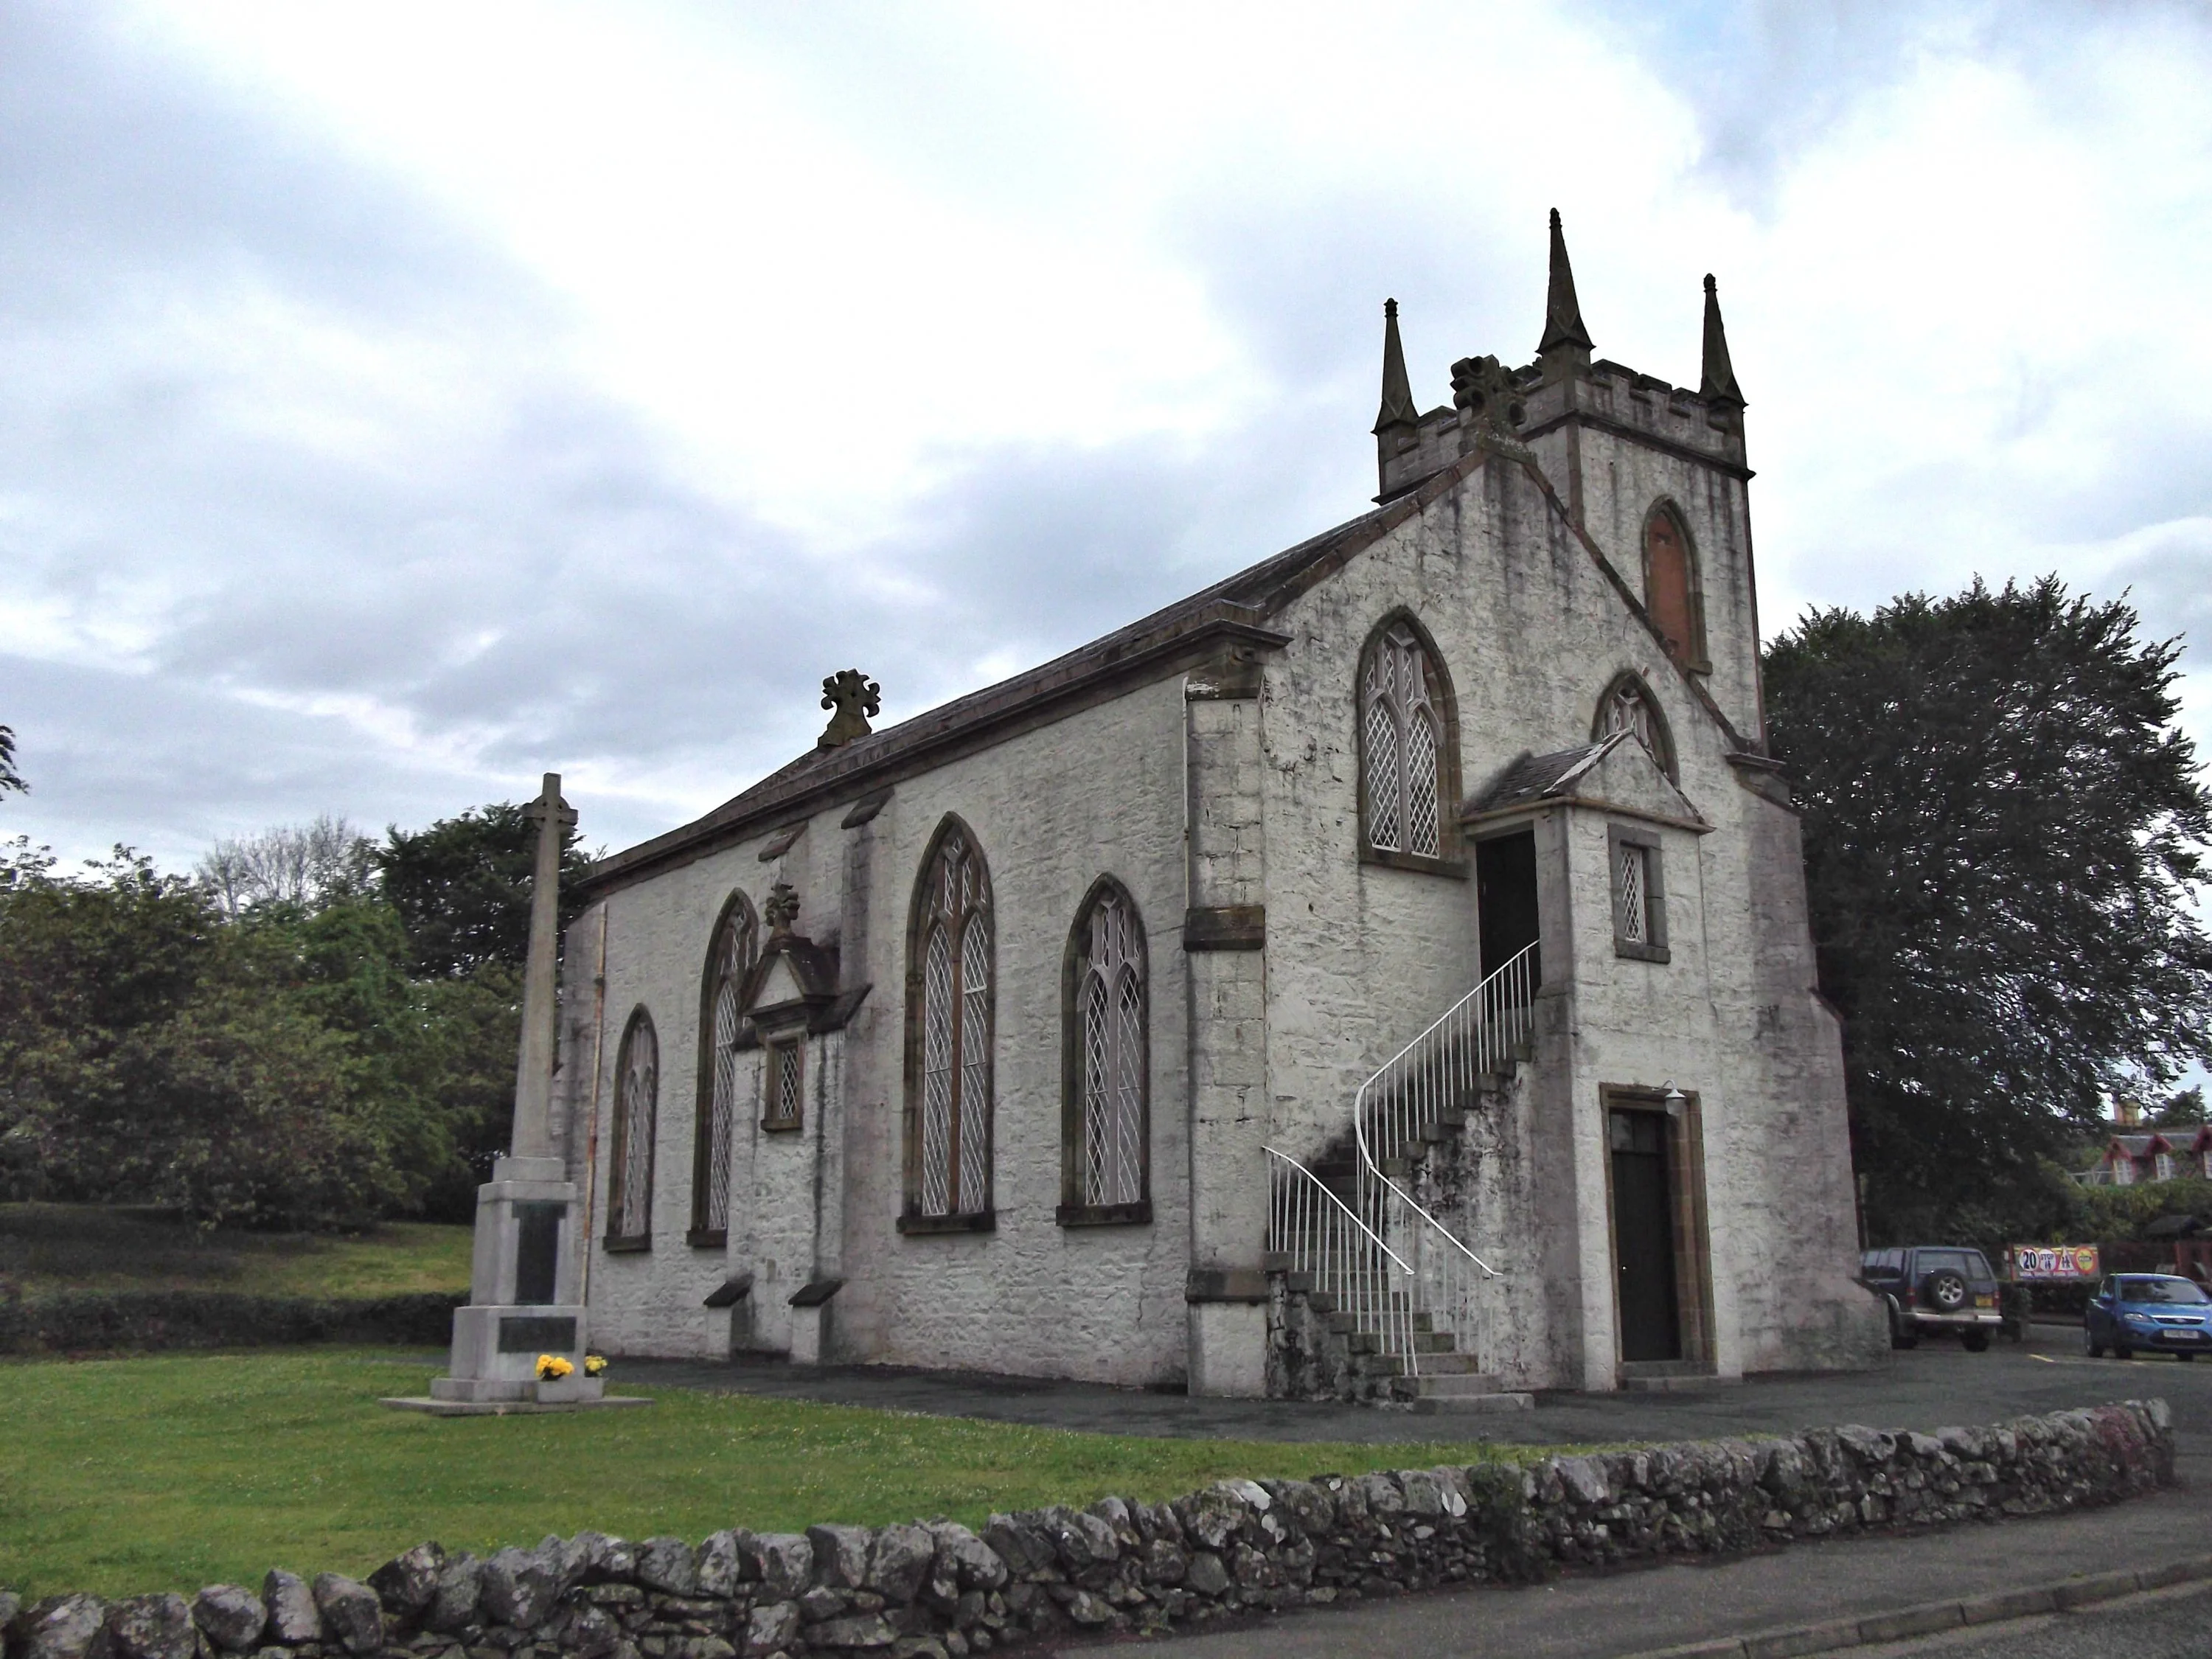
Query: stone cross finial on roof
[[1536, 207, 1594, 372], [1450, 352, 1527, 442], [765, 880, 801, 936], [818, 669, 881, 749]]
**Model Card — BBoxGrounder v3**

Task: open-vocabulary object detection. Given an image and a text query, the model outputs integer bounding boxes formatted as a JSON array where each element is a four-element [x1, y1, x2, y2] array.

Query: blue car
[[2083, 1273, 2212, 1360]]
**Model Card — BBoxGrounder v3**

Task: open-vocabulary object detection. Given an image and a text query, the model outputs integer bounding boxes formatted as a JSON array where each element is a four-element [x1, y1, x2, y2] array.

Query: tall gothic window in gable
[[1594, 672, 1678, 783], [1643, 504, 1707, 669], [690, 892, 757, 1246], [606, 1009, 658, 1248], [1060, 880, 1149, 1222], [1358, 615, 1458, 869], [904, 819, 995, 1228]]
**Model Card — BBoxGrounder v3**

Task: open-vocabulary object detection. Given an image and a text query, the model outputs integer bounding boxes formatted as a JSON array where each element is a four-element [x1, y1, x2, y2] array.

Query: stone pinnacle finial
[[1536, 207, 1594, 372], [764, 880, 800, 936], [1373, 298, 1419, 435], [818, 669, 881, 750], [1699, 273, 1746, 410]]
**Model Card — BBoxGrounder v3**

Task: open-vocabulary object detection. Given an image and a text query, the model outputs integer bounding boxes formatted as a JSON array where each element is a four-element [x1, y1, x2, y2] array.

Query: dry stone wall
[[1, 1402, 2172, 1659]]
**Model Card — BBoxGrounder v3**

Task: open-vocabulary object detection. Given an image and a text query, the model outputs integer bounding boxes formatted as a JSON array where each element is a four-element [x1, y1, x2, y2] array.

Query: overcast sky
[[3, 0, 2209, 874]]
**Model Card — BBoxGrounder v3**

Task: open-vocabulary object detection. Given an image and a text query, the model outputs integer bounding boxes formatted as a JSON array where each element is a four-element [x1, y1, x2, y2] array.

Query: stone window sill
[[686, 1228, 726, 1249], [601, 1234, 651, 1254], [1056, 1200, 1152, 1228], [760, 1116, 804, 1134], [1360, 847, 1467, 879], [1614, 940, 1671, 964], [897, 1209, 996, 1237]]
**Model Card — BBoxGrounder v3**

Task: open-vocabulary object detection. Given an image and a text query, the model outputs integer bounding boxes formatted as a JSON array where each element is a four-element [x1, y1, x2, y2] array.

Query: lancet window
[[904, 820, 995, 1227], [690, 894, 757, 1245], [1594, 672, 1677, 782], [1061, 881, 1149, 1221], [1643, 503, 1706, 669], [606, 1009, 658, 1248], [1359, 615, 1458, 867]]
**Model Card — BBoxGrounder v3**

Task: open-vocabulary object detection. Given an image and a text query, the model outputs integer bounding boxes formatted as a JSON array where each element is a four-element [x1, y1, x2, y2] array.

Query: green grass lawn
[[0, 1349, 1561, 1599], [0, 1203, 472, 1298]]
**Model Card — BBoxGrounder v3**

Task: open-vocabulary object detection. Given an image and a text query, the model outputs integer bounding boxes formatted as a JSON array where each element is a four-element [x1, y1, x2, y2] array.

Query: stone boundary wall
[[0, 1290, 465, 1356], [1, 1401, 2173, 1659]]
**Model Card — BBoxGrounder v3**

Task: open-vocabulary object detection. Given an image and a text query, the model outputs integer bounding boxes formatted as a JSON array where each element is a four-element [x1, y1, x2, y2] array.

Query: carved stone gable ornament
[[818, 669, 882, 749], [1450, 354, 1528, 442], [764, 880, 801, 936]]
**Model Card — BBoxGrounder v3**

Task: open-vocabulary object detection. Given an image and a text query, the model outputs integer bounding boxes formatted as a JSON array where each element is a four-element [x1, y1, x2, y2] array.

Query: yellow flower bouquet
[[583, 1354, 609, 1377], [536, 1354, 575, 1381]]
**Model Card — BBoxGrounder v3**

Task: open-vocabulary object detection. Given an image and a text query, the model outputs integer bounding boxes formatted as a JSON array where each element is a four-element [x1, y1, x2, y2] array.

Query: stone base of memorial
[[379, 1153, 650, 1417]]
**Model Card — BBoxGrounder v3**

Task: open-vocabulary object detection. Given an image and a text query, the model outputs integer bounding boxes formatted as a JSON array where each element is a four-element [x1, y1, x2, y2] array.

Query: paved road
[[627, 1329, 2212, 1658], [1857, 1580, 2212, 1659]]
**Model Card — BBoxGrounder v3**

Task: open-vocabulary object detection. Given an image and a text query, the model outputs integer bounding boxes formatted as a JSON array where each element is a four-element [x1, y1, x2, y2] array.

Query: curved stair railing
[[1265, 1147, 1413, 1368], [1265, 942, 1537, 1385], [1354, 941, 1536, 1375]]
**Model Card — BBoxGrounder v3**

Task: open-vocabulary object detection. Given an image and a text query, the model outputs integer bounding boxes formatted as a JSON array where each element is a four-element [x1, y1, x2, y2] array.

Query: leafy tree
[[0, 724, 24, 799], [2148, 1085, 2208, 1130], [1764, 577, 2212, 1244], [197, 815, 375, 919], [0, 843, 411, 1228], [375, 801, 590, 979]]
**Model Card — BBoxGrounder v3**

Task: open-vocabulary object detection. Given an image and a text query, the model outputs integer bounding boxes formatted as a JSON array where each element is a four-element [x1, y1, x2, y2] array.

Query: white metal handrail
[[1263, 942, 1538, 1385], [1265, 1146, 1413, 1374], [1353, 941, 1537, 1376]]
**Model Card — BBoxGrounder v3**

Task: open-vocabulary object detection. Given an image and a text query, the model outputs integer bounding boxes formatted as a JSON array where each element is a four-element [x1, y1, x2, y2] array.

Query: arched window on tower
[[1060, 880, 1150, 1224], [1358, 614, 1460, 869], [902, 819, 995, 1230], [605, 1009, 658, 1250], [1594, 672, 1677, 782], [690, 892, 757, 1246], [1642, 503, 1707, 669]]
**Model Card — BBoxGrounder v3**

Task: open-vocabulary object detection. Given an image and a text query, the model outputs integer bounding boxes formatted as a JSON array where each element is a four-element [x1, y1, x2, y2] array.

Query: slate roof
[[1462, 737, 1626, 816], [581, 448, 1495, 894]]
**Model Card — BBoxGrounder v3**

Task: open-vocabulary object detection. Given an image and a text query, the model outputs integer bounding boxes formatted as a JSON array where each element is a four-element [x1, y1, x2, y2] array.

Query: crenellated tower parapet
[[1369, 214, 1767, 744]]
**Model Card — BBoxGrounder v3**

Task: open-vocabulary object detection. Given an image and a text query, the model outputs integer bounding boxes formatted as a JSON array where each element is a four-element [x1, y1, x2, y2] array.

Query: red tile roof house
[[2083, 1129, 2212, 1187]]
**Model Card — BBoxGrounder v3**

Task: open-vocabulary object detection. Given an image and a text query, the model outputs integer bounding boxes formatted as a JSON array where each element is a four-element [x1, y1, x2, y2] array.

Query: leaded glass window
[[1068, 883, 1147, 1213], [692, 895, 756, 1242], [608, 1011, 658, 1246], [1596, 674, 1676, 781], [1618, 844, 1649, 944], [1361, 620, 1447, 859], [911, 822, 993, 1220], [766, 1039, 803, 1130]]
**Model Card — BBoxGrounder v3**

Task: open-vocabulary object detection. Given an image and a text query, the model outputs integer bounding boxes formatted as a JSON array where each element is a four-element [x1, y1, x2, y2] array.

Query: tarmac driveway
[[626, 1325, 2212, 1460]]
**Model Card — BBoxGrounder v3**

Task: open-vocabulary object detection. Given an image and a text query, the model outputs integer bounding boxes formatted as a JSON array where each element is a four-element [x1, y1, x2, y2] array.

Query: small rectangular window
[[2156, 1152, 2174, 1182], [763, 1039, 804, 1131], [1607, 824, 1669, 963]]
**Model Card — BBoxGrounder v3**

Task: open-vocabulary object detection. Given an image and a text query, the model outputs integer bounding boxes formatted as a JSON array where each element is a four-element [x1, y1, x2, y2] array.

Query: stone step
[[1408, 1388, 1536, 1414], [1391, 1371, 1506, 1399], [1618, 1362, 1736, 1394]]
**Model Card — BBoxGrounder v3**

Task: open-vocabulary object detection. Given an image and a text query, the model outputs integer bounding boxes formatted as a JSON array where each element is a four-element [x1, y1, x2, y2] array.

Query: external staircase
[[1265, 942, 1538, 1411]]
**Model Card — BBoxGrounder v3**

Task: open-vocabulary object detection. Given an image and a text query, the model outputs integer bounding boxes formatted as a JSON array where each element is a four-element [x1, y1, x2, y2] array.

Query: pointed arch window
[[1594, 672, 1677, 783], [1060, 880, 1150, 1225], [902, 820, 995, 1231], [1358, 615, 1461, 874], [690, 893, 757, 1246], [605, 1009, 658, 1251], [1643, 504, 1707, 670]]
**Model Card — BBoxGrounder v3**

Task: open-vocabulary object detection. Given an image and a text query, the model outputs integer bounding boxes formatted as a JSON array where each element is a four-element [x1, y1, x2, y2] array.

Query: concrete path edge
[[1625, 1551, 2212, 1659]]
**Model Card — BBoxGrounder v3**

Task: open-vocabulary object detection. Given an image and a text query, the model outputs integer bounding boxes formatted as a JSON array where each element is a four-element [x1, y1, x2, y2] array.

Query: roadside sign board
[[2009, 1245, 2100, 1280]]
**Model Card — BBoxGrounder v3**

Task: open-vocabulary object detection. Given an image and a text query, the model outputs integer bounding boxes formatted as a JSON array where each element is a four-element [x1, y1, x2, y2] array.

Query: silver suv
[[1859, 1246, 2003, 1351]]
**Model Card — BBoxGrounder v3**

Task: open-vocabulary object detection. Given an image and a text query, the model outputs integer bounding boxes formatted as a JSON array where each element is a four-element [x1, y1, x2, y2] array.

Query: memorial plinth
[[383, 774, 647, 1418]]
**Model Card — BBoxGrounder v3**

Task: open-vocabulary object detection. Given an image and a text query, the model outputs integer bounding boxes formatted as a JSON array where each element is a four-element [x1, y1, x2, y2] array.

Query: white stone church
[[550, 214, 1885, 1400]]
